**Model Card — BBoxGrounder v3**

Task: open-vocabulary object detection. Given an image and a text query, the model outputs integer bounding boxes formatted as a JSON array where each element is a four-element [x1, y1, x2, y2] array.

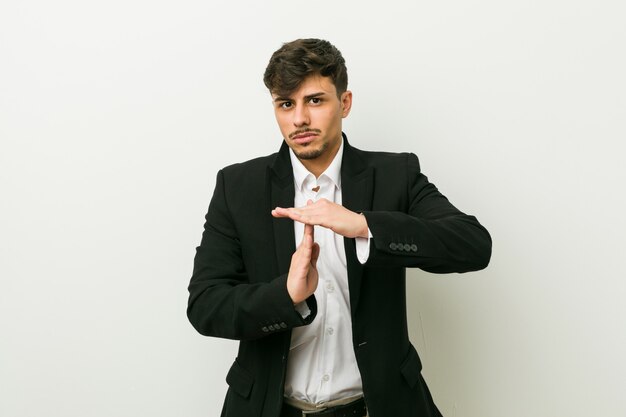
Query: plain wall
[[1, 1, 625, 416]]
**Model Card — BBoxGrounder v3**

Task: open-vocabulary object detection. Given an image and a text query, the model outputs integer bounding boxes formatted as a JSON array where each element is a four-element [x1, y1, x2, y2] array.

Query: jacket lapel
[[269, 142, 296, 275], [340, 136, 374, 318]]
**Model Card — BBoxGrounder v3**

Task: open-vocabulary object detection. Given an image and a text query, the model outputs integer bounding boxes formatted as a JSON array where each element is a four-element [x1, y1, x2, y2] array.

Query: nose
[[293, 104, 310, 127]]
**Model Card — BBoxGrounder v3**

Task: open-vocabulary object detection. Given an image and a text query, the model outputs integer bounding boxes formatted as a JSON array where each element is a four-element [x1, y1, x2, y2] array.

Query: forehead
[[272, 74, 337, 99]]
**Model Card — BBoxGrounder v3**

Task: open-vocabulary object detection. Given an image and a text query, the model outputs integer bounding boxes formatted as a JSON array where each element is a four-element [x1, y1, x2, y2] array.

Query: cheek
[[274, 113, 291, 133], [316, 108, 341, 127]]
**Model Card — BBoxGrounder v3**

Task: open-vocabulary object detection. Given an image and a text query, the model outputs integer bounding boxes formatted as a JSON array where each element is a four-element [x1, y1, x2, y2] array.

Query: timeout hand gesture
[[272, 198, 369, 239]]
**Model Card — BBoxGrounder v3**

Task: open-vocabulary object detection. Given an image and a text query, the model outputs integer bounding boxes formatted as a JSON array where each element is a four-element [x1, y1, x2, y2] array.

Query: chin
[[295, 149, 324, 160], [294, 142, 327, 160]]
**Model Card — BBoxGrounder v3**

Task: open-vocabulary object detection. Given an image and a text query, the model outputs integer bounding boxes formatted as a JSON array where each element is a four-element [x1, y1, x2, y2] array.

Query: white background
[[1, 1, 625, 416]]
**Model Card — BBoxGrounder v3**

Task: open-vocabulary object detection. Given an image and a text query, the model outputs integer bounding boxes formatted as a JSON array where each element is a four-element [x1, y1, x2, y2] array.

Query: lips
[[291, 132, 318, 145]]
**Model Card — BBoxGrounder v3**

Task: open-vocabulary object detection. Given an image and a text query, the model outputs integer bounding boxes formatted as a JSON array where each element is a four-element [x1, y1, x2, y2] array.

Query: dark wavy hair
[[263, 38, 348, 97]]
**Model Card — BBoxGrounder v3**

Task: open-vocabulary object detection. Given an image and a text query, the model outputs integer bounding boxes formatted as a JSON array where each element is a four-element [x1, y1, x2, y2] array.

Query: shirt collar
[[289, 137, 344, 192]]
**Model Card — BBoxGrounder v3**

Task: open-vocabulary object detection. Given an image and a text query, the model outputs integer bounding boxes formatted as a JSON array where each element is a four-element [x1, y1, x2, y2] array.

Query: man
[[187, 38, 491, 417]]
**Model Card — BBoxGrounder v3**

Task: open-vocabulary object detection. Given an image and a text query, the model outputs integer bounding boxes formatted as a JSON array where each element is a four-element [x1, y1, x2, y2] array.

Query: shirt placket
[[314, 177, 338, 401]]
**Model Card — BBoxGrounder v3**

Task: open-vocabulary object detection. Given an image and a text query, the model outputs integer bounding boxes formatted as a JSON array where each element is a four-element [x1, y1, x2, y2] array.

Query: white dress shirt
[[284, 139, 371, 404]]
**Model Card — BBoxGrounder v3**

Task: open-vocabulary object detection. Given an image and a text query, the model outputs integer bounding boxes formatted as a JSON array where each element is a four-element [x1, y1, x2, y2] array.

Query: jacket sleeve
[[361, 153, 492, 273], [187, 169, 317, 341]]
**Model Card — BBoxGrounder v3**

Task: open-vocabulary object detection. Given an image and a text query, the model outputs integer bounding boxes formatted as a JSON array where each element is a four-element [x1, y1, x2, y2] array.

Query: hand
[[286, 203, 320, 304], [272, 198, 369, 238]]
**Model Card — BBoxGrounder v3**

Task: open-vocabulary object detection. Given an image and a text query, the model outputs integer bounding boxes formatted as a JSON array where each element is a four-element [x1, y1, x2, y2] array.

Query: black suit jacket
[[188, 136, 491, 417]]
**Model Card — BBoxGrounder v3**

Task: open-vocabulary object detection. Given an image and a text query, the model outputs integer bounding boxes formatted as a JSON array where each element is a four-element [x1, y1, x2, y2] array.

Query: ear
[[340, 90, 353, 118]]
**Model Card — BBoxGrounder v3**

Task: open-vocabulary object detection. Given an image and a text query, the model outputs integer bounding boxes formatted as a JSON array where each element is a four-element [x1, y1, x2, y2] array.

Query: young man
[[187, 38, 491, 417]]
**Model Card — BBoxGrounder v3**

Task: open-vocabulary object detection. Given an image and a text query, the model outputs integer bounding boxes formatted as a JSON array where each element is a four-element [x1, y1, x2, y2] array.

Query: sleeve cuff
[[294, 301, 312, 319], [355, 227, 373, 264]]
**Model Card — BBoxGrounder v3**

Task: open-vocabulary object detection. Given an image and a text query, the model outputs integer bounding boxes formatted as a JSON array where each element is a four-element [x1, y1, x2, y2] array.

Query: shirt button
[[322, 374, 330, 382], [325, 282, 334, 293], [326, 327, 334, 335]]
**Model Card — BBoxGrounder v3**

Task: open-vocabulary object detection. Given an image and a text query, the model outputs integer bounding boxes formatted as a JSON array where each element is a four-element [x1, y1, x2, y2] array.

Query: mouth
[[290, 131, 319, 145]]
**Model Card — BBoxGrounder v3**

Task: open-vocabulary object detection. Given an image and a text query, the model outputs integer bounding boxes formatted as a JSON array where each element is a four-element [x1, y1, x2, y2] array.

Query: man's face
[[272, 74, 352, 167]]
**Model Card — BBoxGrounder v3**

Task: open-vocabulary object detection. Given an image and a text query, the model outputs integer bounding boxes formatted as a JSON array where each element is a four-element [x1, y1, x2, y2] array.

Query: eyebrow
[[304, 92, 326, 100], [273, 91, 327, 102]]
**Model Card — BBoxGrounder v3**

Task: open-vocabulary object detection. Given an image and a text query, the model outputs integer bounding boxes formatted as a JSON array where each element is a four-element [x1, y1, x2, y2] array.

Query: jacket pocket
[[226, 358, 254, 398], [400, 344, 423, 389]]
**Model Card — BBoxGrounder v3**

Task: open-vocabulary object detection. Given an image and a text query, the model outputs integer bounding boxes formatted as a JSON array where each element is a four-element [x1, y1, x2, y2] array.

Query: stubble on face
[[288, 127, 324, 160], [294, 141, 328, 160]]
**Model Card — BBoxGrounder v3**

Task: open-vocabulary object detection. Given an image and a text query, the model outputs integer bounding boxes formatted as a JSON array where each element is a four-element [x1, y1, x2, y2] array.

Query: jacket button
[[397, 243, 404, 251], [410, 244, 418, 252], [268, 324, 276, 331], [261, 326, 268, 332], [280, 322, 288, 329], [389, 242, 397, 250], [403, 244, 411, 251]]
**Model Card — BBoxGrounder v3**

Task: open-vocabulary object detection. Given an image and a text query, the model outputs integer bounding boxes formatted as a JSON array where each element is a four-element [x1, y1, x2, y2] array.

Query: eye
[[279, 101, 292, 109], [309, 97, 321, 104]]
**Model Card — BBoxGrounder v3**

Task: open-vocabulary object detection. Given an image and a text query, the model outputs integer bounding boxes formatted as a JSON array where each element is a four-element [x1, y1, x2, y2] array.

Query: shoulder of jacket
[[352, 146, 417, 166], [220, 152, 279, 175]]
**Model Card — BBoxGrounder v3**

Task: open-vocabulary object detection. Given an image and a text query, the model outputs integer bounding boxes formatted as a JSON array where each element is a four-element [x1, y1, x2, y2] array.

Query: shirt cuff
[[355, 227, 373, 264], [294, 301, 311, 319]]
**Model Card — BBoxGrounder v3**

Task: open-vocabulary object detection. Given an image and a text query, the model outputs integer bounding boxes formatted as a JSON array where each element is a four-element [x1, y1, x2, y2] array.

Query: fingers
[[286, 206, 319, 304], [310, 242, 320, 268], [305, 198, 316, 255], [272, 199, 365, 237], [304, 220, 314, 237], [300, 200, 316, 250], [271, 206, 296, 219], [299, 224, 312, 252], [272, 198, 316, 218]]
